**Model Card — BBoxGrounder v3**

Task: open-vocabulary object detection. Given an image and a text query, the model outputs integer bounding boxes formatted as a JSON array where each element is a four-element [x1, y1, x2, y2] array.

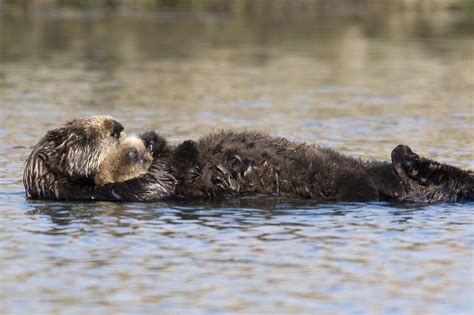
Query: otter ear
[[111, 120, 124, 139]]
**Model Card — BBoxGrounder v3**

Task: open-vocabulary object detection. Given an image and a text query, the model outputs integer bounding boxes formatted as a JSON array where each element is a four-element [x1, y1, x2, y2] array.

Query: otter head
[[46, 115, 125, 179], [26, 115, 124, 179], [392, 145, 474, 203], [95, 135, 153, 186], [23, 115, 125, 199]]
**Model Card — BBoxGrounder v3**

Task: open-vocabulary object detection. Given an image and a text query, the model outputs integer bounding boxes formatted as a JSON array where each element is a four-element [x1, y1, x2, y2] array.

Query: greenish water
[[0, 8, 473, 314]]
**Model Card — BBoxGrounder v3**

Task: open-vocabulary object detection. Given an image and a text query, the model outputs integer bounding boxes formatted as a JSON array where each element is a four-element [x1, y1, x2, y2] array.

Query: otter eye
[[111, 120, 124, 139], [128, 149, 138, 161]]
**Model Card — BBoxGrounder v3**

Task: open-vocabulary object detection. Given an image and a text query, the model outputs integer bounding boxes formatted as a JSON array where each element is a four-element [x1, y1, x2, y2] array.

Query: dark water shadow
[[23, 197, 445, 228]]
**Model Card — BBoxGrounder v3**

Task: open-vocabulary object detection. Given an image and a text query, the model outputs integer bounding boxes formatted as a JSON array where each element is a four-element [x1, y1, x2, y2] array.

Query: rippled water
[[1, 7, 473, 314]]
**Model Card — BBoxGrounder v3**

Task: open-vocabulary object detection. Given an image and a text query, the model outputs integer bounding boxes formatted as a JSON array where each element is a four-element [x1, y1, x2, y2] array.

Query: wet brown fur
[[166, 131, 402, 201], [23, 116, 175, 201], [24, 119, 473, 203], [23, 116, 125, 200], [141, 130, 473, 203], [95, 136, 153, 186]]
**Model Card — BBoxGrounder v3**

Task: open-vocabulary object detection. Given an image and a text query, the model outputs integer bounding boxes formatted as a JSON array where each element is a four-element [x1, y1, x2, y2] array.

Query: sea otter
[[95, 135, 153, 186], [23, 116, 175, 201], [138, 130, 473, 203], [24, 118, 473, 203]]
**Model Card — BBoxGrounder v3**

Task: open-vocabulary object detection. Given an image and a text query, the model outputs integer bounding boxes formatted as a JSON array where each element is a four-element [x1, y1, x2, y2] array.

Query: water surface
[[0, 7, 473, 314]]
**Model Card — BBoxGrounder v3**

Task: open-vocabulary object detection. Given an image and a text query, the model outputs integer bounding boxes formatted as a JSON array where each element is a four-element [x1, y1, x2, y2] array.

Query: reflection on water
[[0, 7, 473, 315], [2, 197, 473, 314]]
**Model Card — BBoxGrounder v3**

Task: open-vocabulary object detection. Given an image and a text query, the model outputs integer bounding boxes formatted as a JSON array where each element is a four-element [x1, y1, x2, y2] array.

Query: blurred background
[[1, 0, 473, 163], [1, 1, 474, 315]]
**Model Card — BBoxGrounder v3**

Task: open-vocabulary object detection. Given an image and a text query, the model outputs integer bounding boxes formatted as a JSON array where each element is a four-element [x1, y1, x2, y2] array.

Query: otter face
[[392, 145, 474, 202], [95, 135, 153, 186]]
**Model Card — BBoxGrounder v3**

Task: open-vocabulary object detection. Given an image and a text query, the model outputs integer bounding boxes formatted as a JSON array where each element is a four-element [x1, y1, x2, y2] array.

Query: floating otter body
[[168, 131, 398, 201], [95, 135, 153, 186], [24, 118, 473, 203], [140, 130, 473, 203]]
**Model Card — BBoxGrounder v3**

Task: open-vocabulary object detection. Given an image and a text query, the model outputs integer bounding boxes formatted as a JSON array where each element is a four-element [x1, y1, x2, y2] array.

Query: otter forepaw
[[174, 140, 199, 168], [139, 131, 167, 158]]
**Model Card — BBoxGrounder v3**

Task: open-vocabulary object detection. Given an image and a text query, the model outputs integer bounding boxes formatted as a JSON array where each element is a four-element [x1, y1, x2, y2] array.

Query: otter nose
[[111, 120, 124, 139]]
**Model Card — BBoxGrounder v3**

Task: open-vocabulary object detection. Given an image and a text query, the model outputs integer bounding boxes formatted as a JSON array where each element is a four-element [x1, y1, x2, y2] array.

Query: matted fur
[[23, 121, 473, 203], [169, 130, 398, 201], [23, 117, 177, 201], [143, 130, 473, 203], [23, 116, 123, 199]]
